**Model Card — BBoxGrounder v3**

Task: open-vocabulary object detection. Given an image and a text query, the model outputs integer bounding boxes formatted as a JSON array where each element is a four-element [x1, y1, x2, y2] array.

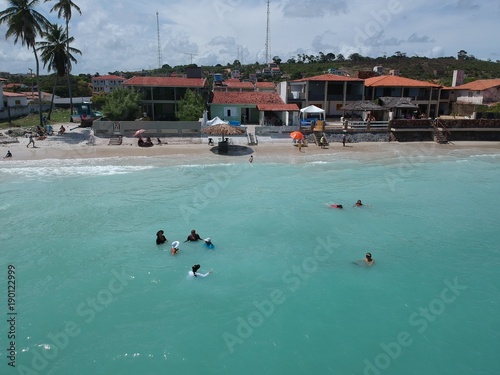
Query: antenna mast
[[265, 0, 271, 64], [156, 11, 162, 69]]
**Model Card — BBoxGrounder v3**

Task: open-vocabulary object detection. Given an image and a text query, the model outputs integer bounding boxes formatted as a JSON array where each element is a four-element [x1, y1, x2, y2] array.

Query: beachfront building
[[282, 73, 365, 118], [209, 91, 299, 126], [91, 75, 126, 94], [364, 75, 442, 118], [449, 79, 500, 105], [122, 76, 208, 121]]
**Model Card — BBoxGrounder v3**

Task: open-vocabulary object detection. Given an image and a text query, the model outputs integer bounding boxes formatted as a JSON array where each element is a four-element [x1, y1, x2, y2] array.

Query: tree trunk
[[33, 46, 44, 127], [66, 21, 74, 117], [48, 75, 58, 120]]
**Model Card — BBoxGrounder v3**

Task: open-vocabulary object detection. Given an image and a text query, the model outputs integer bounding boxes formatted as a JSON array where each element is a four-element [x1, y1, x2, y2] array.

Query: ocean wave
[[0, 164, 155, 178]]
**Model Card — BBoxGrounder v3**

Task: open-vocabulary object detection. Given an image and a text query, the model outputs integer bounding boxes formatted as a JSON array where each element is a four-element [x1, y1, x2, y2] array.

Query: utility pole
[[183, 52, 197, 65], [28, 68, 34, 100]]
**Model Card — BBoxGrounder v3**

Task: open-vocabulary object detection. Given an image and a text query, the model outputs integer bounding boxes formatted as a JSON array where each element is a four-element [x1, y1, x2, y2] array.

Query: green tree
[[176, 90, 205, 121], [0, 0, 50, 127], [102, 88, 142, 121], [37, 22, 81, 118], [45, 0, 81, 115]]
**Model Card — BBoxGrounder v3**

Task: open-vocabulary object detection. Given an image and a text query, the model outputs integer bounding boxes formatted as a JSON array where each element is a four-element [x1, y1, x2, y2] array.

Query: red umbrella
[[134, 129, 146, 137], [290, 131, 304, 140]]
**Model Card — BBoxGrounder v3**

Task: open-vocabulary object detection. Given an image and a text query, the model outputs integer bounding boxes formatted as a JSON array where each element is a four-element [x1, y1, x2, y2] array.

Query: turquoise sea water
[[1, 147, 499, 375]]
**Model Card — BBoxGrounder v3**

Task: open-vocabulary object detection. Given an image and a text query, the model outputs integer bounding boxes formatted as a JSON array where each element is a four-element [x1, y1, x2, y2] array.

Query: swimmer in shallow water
[[185, 229, 202, 242], [171, 241, 180, 255], [189, 264, 212, 277], [204, 238, 214, 249], [355, 200, 363, 206], [156, 230, 167, 245], [330, 204, 343, 209], [364, 253, 374, 266]]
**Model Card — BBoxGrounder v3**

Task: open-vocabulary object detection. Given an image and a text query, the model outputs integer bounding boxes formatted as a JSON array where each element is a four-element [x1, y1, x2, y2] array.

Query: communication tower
[[156, 11, 162, 69], [265, 0, 271, 64]]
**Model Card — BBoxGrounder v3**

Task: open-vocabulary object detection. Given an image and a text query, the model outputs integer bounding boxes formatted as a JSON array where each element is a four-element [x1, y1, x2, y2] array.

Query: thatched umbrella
[[339, 100, 384, 112], [201, 123, 246, 154]]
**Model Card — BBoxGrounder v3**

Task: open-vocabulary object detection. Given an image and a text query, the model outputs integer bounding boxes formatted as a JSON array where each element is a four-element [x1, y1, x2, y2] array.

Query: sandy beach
[[1, 123, 500, 162]]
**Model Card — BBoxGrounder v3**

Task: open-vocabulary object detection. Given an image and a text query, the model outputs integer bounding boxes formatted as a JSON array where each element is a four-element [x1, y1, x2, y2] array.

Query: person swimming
[[330, 204, 343, 209], [185, 229, 202, 242], [189, 264, 212, 277], [355, 200, 363, 206], [204, 238, 214, 249], [364, 253, 374, 266], [170, 241, 180, 255], [156, 230, 167, 245]]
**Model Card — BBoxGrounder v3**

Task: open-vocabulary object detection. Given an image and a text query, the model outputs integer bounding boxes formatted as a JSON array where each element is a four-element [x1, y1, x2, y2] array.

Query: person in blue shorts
[[204, 238, 214, 249]]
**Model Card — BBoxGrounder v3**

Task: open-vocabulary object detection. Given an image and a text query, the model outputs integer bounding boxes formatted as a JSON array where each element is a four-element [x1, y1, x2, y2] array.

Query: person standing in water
[[156, 230, 167, 245], [185, 229, 202, 242], [171, 241, 180, 255]]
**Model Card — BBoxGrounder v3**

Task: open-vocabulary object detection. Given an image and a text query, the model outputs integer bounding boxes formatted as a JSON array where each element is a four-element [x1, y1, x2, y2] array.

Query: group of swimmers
[[329, 200, 376, 266], [330, 199, 364, 209], [156, 229, 214, 275]]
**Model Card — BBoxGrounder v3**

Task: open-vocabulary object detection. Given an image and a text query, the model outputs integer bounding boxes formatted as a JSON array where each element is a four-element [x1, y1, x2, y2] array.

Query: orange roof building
[[364, 75, 442, 117], [122, 76, 208, 121], [450, 79, 500, 105], [210, 91, 298, 126]]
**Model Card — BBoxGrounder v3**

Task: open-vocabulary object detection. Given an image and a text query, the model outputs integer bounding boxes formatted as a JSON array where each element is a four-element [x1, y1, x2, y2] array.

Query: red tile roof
[[123, 76, 207, 88], [2, 91, 26, 97], [257, 103, 300, 111], [224, 79, 254, 89], [293, 73, 363, 82], [365, 75, 440, 88], [211, 91, 284, 105], [256, 82, 276, 89], [91, 75, 125, 81], [452, 79, 500, 91]]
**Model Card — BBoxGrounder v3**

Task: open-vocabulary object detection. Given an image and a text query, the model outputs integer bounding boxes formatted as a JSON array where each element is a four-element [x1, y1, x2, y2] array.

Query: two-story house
[[92, 75, 126, 94], [282, 73, 365, 118], [122, 76, 208, 121], [364, 75, 442, 118]]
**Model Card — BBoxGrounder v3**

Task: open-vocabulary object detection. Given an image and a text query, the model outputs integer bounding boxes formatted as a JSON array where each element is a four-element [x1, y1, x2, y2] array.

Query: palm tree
[[0, 0, 50, 127], [37, 22, 81, 119], [45, 0, 81, 116]]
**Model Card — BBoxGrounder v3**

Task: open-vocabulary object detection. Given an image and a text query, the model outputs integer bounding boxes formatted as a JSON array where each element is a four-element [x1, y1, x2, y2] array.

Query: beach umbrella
[[290, 131, 304, 140], [201, 123, 246, 138], [133, 129, 146, 137], [201, 123, 246, 154]]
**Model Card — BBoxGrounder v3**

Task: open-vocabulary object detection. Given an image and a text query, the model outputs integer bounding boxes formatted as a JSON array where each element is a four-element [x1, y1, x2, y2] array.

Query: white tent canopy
[[300, 105, 325, 120], [206, 116, 228, 126]]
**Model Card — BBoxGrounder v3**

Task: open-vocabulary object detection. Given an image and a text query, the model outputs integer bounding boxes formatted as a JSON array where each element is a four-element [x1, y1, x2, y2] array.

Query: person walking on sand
[[27, 134, 35, 148], [249, 155, 253, 163], [298, 139, 303, 152], [342, 134, 346, 147]]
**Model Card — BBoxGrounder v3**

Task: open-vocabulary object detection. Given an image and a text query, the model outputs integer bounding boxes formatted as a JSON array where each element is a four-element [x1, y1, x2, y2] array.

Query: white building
[[91, 75, 125, 94]]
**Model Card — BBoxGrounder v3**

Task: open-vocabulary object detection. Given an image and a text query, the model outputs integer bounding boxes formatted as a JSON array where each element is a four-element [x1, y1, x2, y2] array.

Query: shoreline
[[1, 125, 500, 163]]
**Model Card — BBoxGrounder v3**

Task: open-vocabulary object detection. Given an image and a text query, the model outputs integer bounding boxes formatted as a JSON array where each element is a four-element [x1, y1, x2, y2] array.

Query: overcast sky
[[0, 0, 499, 75]]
